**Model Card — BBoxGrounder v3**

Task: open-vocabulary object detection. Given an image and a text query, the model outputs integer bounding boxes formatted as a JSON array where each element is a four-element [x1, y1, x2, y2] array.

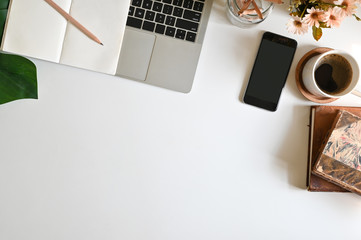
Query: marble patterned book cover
[[313, 110, 361, 195]]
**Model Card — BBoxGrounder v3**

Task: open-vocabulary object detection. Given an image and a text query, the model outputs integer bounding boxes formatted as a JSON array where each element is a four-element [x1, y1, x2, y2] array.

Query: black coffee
[[314, 54, 353, 95]]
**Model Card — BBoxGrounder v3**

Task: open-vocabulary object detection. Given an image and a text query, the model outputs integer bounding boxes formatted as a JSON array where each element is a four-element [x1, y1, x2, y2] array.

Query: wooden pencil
[[251, 0, 263, 19], [44, 0, 103, 45]]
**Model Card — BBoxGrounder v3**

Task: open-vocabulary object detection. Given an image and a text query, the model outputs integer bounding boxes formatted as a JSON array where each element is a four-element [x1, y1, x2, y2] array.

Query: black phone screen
[[243, 32, 297, 111]]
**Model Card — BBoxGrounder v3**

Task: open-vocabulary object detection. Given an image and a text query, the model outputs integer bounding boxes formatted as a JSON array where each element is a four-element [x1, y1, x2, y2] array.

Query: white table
[[2, 1, 361, 239]]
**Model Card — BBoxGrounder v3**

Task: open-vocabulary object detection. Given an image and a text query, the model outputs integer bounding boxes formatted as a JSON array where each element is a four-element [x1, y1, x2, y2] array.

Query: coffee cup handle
[[351, 89, 361, 98]]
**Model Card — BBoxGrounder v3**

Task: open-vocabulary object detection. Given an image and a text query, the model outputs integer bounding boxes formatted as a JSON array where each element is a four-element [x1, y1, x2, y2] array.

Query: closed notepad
[[1, 0, 130, 75], [313, 110, 361, 195]]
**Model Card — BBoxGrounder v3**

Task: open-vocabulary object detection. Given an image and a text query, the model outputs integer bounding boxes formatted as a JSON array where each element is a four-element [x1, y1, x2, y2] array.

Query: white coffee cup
[[302, 50, 360, 98]]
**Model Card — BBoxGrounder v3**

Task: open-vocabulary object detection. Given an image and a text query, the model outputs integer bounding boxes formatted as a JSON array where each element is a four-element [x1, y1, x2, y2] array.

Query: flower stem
[[318, 2, 346, 8], [300, 4, 308, 18]]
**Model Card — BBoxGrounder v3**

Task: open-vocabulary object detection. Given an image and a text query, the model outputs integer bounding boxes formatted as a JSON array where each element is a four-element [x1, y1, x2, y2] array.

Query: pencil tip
[[100, 43, 104, 46]]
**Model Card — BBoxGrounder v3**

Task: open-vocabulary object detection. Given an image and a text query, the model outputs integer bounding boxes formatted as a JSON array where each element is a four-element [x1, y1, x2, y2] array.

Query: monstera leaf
[[0, 0, 38, 105], [0, 0, 9, 39], [0, 54, 37, 104]]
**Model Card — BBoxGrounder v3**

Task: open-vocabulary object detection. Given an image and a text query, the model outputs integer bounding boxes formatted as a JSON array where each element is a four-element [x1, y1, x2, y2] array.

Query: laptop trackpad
[[117, 29, 155, 81]]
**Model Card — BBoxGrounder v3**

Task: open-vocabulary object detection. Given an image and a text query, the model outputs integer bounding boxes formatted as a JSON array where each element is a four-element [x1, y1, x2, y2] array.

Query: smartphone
[[243, 32, 297, 112]]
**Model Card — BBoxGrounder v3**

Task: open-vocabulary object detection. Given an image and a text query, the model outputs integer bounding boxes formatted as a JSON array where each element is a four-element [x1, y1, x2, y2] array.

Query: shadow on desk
[[286, 44, 323, 101], [237, 31, 265, 102], [276, 105, 310, 189]]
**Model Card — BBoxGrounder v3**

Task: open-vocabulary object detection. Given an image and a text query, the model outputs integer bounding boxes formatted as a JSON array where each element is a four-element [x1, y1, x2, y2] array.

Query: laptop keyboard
[[127, 0, 205, 42]]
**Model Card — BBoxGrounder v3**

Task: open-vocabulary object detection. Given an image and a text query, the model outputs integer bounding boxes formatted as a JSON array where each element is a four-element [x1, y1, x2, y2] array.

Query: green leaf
[[0, 53, 38, 105], [0, 0, 9, 40], [0, 0, 38, 105], [0, 9, 7, 39], [319, 22, 330, 28], [0, 0, 9, 10], [312, 26, 322, 41]]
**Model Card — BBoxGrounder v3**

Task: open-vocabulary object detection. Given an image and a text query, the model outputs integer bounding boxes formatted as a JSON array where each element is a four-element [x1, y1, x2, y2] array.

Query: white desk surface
[[2, 1, 361, 239]]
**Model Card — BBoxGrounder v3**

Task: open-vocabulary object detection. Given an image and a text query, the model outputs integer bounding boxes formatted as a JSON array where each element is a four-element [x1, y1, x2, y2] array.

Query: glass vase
[[227, 0, 274, 28]]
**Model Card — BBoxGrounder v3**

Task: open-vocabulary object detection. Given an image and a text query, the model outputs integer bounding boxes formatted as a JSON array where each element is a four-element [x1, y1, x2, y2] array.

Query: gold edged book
[[312, 110, 361, 195]]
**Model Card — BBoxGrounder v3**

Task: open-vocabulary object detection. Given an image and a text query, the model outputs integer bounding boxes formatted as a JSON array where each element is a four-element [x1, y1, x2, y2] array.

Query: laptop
[[116, 0, 214, 93]]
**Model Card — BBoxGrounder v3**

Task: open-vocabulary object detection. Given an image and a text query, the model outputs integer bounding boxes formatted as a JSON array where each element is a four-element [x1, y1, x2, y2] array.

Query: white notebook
[[1, 0, 130, 75]]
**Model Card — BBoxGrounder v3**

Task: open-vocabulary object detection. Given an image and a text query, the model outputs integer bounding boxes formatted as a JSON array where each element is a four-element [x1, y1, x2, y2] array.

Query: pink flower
[[333, 0, 358, 17], [287, 16, 308, 35], [302, 7, 326, 28], [324, 7, 344, 27]]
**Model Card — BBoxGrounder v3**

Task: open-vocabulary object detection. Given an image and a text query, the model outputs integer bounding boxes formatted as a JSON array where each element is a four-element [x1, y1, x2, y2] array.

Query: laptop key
[[186, 31, 196, 42], [165, 16, 176, 26], [183, 0, 193, 9], [183, 9, 201, 22], [173, 7, 183, 17], [132, 0, 142, 7], [165, 26, 176, 37], [163, 4, 173, 14], [142, 0, 153, 9], [135, 8, 145, 18], [155, 13, 166, 23], [176, 18, 198, 32], [163, 0, 172, 3], [143, 21, 156, 32], [155, 24, 166, 34], [145, 10, 156, 21], [126, 16, 143, 28], [129, 6, 135, 16], [153, 2, 163, 12], [193, 1, 204, 12], [173, 0, 183, 6], [175, 29, 186, 39]]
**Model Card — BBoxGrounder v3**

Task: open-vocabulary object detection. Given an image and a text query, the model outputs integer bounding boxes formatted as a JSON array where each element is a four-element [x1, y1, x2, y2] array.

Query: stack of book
[[308, 105, 361, 194]]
